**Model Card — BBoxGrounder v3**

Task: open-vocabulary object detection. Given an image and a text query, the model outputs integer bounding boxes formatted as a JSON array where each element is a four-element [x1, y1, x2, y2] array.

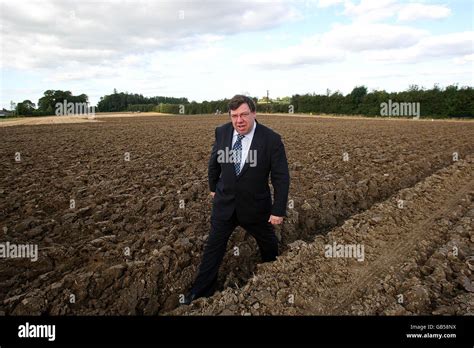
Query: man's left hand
[[268, 215, 283, 225]]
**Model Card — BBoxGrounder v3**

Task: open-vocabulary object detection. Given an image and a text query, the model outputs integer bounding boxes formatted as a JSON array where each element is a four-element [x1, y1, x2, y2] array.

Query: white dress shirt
[[231, 121, 257, 173]]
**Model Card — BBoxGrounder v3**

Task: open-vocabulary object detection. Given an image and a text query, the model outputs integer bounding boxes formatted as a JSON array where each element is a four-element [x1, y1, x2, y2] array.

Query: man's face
[[230, 103, 256, 135]]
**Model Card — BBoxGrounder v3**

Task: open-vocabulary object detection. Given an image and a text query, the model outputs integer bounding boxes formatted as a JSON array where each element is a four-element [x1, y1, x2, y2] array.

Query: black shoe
[[182, 292, 197, 305]]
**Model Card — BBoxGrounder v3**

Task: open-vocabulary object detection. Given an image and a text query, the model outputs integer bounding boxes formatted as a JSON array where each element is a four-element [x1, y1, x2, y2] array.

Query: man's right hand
[[210, 192, 215, 198]]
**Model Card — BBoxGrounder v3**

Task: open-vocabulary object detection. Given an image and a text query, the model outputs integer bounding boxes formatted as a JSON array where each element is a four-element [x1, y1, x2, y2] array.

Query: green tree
[[349, 86, 368, 112], [37, 90, 87, 114], [16, 100, 36, 116]]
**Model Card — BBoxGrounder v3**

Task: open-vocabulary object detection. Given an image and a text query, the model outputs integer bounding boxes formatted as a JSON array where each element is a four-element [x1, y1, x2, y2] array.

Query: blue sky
[[0, 0, 473, 109]]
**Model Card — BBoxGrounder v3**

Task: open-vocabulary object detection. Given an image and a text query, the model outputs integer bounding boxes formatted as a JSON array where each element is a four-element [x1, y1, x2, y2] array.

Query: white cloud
[[452, 54, 474, 65], [317, 0, 345, 8], [321, 22, 428, 51], [241, 22, 428, 68], [0, 0, 470, 109], [397, 3, 451, 22], [241, 45, 344, 68], [343, 0, 399, 23], [241, 0, 462, 69], [0, 0, 300, 70], [368, 31, 474, 63], [342, 0, 451, 23]]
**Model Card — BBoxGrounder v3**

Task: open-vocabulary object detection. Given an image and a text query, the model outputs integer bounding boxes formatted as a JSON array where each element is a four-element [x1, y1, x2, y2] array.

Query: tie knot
[[237, 134, 245, 141]]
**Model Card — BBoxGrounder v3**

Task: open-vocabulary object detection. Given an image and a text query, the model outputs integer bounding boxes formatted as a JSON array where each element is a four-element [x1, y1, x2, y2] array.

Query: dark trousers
[[191, 210, 279, 298]]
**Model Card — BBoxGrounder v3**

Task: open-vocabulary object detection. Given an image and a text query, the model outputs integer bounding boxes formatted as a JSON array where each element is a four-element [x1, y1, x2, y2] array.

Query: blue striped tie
[[232, 134, 245, 175]]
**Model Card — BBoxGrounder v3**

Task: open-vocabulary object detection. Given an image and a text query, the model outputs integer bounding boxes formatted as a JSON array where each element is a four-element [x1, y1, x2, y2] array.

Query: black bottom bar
[[1, 315, 472, 346]]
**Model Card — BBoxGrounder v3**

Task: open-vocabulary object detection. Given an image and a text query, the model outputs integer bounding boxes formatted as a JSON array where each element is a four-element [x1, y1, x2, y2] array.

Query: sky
[[0, 0, 473, 109]]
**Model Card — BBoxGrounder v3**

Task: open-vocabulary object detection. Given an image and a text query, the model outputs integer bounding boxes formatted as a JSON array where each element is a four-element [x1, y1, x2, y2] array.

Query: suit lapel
[[237, 121, 261, 179], [222, 123, 237, 179], [223, 122, 234, 150]]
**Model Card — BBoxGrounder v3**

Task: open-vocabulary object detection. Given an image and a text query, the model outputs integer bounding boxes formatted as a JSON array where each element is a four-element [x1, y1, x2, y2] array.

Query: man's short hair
[[228, 95, 256, 113]]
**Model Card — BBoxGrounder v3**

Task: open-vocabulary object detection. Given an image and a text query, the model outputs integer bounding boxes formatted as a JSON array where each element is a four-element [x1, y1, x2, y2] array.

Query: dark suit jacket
[[208, 120, 290, 224]]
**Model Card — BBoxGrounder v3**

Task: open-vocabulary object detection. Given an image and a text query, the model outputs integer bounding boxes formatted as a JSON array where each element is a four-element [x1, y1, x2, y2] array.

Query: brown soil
[[0, 114, 473, 315]]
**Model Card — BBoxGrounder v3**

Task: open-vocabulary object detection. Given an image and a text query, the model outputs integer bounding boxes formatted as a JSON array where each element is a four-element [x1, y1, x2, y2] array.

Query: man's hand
[[210, 192, 215, 198], [268, 215, 283, 225]]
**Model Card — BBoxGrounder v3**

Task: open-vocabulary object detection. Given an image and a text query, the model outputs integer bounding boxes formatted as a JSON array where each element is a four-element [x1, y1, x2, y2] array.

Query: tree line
[[11, 85, 473, 118], [121, 84, 473, 118], [96, 89, 188, 112], [15, 90, 88, 116], [290, 85, 473, 118]]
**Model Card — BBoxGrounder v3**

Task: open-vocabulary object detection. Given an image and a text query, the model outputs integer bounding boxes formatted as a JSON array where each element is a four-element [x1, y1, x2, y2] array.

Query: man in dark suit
[[184, 95, 290, 304]]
